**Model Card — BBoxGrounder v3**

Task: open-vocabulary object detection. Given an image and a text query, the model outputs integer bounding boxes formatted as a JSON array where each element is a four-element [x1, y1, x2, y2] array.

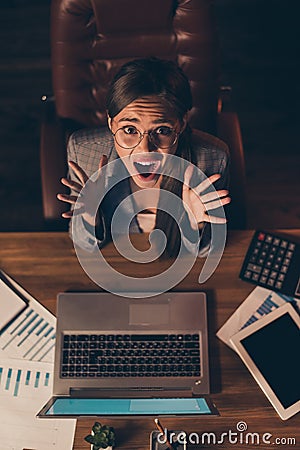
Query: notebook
[[38, 291, 217, 417]]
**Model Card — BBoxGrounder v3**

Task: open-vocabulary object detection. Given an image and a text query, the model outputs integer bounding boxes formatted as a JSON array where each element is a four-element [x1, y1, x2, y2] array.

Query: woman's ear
[[107, 115, 112, 131], [180, 113, 188, 132]]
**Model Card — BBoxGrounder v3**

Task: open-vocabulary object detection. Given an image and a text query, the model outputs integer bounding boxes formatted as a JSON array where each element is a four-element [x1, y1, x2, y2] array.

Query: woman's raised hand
[[182, 165, 231, 230], [57, 155, 108, 225]]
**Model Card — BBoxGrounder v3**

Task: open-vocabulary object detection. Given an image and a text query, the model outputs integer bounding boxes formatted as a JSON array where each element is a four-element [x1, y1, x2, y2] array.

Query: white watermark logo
[[72, 154, 227, 298], [157, 421, 297, 446]]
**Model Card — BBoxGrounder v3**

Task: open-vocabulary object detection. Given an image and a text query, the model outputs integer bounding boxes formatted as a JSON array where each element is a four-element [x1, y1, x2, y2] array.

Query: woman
[[57, 58, 230, 257]]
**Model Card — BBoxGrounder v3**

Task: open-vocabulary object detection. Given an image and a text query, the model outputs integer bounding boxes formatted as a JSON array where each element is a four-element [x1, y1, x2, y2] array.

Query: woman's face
[[108, 97, 186, 189]]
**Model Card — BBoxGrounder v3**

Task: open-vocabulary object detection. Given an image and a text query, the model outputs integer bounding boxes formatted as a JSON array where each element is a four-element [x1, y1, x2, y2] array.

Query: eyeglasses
[[112, 125, 179, 150]]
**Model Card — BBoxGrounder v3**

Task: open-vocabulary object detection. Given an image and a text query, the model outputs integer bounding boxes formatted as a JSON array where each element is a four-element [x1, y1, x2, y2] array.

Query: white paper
[[216, 286, 295, 348], [0, 271, 76, 449], [0, 357, 76, 450], [0, 272, 56, 363], [0, 279, 27, 332]]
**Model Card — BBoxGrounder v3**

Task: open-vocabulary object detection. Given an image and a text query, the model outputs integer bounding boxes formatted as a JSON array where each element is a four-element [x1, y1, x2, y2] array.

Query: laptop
[[38, 291, 218, 417]]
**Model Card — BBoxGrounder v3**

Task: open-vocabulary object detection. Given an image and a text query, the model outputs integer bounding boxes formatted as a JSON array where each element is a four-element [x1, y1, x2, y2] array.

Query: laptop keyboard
[[61, 333, 201, 378]]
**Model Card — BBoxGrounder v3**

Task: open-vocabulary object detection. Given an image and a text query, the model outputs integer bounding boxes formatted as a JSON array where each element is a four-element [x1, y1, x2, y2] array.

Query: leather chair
[[40, 0, 246, 230]]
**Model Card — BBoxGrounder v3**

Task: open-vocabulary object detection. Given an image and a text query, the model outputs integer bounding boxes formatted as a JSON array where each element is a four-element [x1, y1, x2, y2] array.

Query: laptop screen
[[42, 397, 216, 416]]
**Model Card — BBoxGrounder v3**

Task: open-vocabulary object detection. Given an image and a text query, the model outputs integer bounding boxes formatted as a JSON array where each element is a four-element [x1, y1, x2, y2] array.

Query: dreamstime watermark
[[157, 421, 297, 446], [72, 154, 227, 298]]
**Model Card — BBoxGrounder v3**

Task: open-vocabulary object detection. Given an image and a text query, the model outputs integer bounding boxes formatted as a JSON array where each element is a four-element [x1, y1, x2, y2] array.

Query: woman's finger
[[68, 160, 88, 184], [201, 190, 229, 203], [61, 206, 85, 219], [204, 214, 227, 224], [61, 177, 83, 192], [183, 165, 194, 194], [203, 196, 231, 211], [94, 154, 108, 182], [194, 174, 221, 195], [99, 154, 108, 170], [57, 193, 79, 204]]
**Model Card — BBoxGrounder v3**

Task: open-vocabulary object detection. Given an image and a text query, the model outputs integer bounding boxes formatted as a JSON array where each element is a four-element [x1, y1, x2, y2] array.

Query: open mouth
[[132, 158, 162, 181]]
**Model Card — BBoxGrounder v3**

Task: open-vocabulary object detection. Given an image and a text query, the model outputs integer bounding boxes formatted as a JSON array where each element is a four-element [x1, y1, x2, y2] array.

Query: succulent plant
[[84, 422, 116, 450]]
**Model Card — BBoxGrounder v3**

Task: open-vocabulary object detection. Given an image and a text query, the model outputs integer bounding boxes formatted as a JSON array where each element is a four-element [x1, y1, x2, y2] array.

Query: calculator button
[[274, 264, 280, 270], [258, 258, 265, 265], [266, 261, 272, 268], [267, 279, 275, 287], [278, 249, 285, 256], [246, 263, 262, 274], [276, 256, 283, 264], [260, 275, 267, 283], [262, 268, 270, 276], [270, 271, 277, 279], [283, 258, 291, 266], [268, 253, 275, 260], [250, 255, 257, 263], [263, 244, 270, 251], [258, 232, 265, 241], [275, 281, 283, 289], [286, 251, 293, 258], [266, 235, 273, 243], [281, 266, 288, 274], [278, 273, 285, 281], [244, 271, 252, 279], [273, 238, 280, 246], [271, 246, 277, 253], [288, 243, 295, 251], [252, 273, 259, 281], [280, 240, 288, 248], [261, 251, 267, 258]]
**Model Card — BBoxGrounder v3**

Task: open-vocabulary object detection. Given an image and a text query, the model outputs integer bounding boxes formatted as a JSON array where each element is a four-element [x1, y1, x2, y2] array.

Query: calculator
[[239, 230, 300, 298]]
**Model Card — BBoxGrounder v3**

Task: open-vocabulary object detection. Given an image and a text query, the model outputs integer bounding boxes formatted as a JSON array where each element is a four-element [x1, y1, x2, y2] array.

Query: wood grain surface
[[0, 230, 299, 449]]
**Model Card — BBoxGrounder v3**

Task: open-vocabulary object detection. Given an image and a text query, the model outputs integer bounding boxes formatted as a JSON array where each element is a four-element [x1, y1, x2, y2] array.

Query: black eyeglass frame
[[112, 126, 180, 150]]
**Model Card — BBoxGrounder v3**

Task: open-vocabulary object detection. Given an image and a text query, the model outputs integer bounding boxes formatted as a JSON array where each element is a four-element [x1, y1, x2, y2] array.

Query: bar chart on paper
[[0, 361, 51, 398], [0, 307, 55, 362], [0, 358, 76, 450], [0, 276, 56, 363], [216, 287, 293, 347]]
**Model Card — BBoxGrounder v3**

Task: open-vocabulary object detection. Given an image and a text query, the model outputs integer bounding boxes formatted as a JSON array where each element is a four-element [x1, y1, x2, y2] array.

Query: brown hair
[[107, 58, 195, 258]]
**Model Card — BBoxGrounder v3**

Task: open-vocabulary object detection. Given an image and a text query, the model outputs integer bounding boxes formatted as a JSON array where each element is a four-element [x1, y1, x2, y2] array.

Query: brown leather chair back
[[41, 0, 246, 229], [51, 0, 220, 132]]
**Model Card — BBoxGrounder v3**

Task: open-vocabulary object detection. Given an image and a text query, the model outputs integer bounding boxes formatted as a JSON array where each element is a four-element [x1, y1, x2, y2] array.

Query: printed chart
[[216, 286, 295, 348], [0, 272, 76, 450], [1, 306, 55, 362], [0, 358, 76, 450], [0, 273, 56, 363]]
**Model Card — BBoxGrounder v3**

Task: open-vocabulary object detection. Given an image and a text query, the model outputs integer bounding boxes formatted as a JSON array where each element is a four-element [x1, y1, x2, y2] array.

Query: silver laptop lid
[[54, 292, 210, 396]]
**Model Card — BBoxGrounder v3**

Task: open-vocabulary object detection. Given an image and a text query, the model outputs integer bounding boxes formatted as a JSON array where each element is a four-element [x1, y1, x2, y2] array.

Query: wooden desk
[[0, 230, 299, 449]]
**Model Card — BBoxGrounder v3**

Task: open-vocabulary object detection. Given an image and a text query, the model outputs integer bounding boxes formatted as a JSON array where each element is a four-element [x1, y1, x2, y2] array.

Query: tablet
[[230, 302, 300, 420], [38, 396, 219, 418]]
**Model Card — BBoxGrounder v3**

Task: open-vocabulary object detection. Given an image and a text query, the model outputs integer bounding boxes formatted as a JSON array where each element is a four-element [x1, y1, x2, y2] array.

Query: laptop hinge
[[70, 387, 189, 398]]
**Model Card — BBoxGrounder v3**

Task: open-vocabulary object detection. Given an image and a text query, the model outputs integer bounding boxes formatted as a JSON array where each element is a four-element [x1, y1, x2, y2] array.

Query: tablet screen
[[240, 312, 300, 409], [43, 397, 215, 416]]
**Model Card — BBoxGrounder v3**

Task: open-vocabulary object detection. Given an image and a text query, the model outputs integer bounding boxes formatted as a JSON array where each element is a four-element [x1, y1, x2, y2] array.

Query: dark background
[[0, 0, 299, 231]]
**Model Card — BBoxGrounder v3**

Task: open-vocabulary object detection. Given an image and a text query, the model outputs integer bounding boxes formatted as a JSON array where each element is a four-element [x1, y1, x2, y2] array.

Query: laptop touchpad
[[129, 303, 170, 325]]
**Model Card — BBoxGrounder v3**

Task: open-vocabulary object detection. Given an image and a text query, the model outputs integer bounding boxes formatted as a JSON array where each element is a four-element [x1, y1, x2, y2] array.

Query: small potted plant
[[84, 421, 116, 450]]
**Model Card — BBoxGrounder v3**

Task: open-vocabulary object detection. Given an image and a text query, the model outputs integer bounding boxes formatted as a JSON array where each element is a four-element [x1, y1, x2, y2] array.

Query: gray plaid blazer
[[67, 127, 229, 254]]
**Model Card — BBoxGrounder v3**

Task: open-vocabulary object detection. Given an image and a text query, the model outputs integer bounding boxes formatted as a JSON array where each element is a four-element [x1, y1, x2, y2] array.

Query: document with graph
[[0, 357, 76, 450], [216, 286, 297, 348], [0, 271, 76, 449], [0, 270, 56, 363]]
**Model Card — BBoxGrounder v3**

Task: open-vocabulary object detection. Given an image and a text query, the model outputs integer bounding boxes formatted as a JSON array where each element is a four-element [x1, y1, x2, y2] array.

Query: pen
[[154, 418, 174, 450]]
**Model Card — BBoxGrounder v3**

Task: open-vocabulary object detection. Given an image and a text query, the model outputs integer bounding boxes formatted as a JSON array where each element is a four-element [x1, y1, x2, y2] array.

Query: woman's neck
[[129, 178, 160, 214]]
